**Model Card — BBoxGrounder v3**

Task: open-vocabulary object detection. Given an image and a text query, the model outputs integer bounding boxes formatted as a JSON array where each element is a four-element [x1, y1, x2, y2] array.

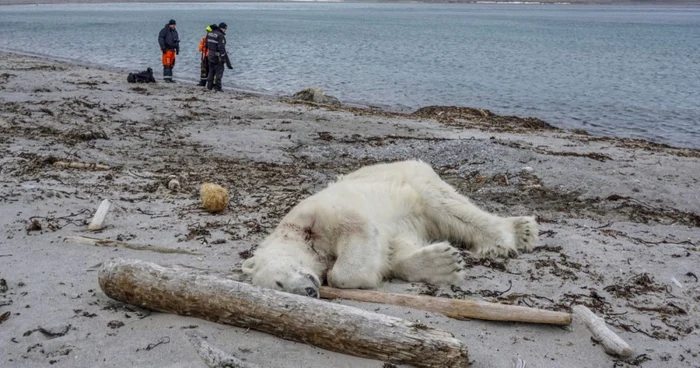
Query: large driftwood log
[[98, 258, 469, 368], [320, 287, 572, 325]]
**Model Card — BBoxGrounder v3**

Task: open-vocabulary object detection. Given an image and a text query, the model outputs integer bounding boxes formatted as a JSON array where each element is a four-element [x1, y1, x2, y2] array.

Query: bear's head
[[242, 254, 322, 298]]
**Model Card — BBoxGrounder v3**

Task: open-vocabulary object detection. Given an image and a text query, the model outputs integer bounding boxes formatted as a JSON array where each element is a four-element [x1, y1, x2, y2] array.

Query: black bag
[[127, 67, 156, 83]]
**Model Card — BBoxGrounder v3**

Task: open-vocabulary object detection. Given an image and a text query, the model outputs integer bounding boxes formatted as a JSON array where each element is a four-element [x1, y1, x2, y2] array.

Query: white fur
[[242, 160, 538, 296]]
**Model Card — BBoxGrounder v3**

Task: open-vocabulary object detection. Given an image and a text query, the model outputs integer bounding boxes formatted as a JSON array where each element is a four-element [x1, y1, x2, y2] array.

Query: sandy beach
[[0, 52, 699, 368]]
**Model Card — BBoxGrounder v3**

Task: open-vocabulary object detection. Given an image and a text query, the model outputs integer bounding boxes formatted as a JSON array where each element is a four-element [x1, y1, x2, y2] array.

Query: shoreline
[[1, 51, 699, 368], [4, 49, 699, 154]]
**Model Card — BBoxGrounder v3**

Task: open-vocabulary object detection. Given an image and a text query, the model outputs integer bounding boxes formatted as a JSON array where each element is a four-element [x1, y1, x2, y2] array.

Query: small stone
[[521, 166, 534, 172], [26, 219, 42, 232], [167, 179, 180, 191], [107, 320, 124, 329]]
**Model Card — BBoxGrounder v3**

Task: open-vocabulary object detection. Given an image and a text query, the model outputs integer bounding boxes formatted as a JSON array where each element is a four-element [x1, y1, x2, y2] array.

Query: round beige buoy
[[200, 183, 229, 213]]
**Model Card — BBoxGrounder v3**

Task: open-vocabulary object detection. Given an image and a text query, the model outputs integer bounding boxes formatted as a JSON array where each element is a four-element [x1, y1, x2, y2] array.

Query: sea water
[[1, 3, 698, 148]]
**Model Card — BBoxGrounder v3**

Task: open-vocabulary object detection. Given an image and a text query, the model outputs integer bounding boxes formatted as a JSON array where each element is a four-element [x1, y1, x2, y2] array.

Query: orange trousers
[[162, 50, 176, 68]]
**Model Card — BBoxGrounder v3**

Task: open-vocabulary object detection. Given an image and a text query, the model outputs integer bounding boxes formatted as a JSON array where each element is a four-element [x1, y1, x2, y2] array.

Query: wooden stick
[[98, 258, 470, 368], [53, 161, 110, 170], [64, 235, 200, 255], [87, 199, 111, 231], [185, 330, 258, 368], [572, 305, 632, 357], [320, 286, 571, 326]]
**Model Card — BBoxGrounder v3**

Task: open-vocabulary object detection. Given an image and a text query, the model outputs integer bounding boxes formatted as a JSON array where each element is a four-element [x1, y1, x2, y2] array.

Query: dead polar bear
[[242, 159, 538, 297]]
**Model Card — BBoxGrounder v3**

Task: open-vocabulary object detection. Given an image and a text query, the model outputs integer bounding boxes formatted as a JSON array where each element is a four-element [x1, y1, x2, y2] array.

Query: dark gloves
[[176, 49, 179, 55], [226, 63, 233, 70]]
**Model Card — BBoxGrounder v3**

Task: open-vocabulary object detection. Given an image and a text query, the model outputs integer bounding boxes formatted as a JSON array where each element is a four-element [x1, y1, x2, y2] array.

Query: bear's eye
[[275, 281, 284, 288], [306, 273, 320, 288]]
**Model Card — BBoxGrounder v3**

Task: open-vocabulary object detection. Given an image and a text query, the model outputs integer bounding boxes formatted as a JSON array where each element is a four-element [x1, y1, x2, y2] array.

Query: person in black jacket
[[205, 22, 233, 92], [158, 19, 180, 83]]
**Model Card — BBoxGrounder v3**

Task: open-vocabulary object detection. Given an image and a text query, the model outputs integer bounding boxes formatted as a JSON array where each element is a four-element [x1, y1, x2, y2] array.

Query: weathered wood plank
[[320, 286, 572, 325]]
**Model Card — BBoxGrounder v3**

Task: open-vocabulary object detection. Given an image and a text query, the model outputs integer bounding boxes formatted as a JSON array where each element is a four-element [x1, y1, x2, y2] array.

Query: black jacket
[[206, 29, 227, 61], [158, 25, 180, 53]]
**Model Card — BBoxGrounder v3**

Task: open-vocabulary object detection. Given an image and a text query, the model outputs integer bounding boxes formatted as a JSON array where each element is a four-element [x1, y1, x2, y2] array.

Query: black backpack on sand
[[127, 68, 156, 83]]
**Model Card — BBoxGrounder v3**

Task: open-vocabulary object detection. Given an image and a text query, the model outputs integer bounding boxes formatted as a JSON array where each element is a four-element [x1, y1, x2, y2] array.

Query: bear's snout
[[305, 287, 319, 298]]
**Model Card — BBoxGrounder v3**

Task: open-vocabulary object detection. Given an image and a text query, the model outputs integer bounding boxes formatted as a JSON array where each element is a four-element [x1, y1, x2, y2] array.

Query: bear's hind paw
[[393, 242, 465, 285]]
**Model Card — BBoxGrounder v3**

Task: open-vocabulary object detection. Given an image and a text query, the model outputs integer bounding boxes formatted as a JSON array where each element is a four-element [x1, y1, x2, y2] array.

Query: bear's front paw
[[508, 216, 538, 253], [472, 217, 538, 258], [472, 224, 519, 258], [473, 241, 519, 258], [327, 268, 382, 290]]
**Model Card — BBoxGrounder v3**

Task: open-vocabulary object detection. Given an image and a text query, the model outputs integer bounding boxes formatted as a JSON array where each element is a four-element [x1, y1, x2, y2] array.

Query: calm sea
[[1, 3, 699, 148]]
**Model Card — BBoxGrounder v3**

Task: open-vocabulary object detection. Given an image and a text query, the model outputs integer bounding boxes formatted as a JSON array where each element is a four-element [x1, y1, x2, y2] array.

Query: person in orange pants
[[158, 19, 180, 83], [198, 24, 218, 86]]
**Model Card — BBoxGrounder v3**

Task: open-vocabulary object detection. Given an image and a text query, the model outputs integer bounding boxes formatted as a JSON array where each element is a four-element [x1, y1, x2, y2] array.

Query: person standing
[[206, 22, 233, 92], [198, 24, 218, 87], [158, 19, 180, 83]]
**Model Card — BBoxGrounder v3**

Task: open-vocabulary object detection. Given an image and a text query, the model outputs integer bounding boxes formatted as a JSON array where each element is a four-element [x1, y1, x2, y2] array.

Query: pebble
[[168, 179, 181, 191]]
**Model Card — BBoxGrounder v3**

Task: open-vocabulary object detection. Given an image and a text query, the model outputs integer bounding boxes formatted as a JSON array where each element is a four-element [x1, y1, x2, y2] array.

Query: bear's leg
[[390, 236, 464, 285], [421, 177, 538, 258], [326, 231, 388, 290]]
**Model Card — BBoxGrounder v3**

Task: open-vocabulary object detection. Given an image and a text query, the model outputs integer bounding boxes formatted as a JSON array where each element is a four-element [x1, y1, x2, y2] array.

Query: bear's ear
[[242, 257, 257, 274]]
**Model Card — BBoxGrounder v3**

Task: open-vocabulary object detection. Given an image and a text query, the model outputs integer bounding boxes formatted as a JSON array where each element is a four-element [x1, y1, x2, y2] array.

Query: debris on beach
[[411, 105, 557, 131], [87, 199, 112, 231], [292, 86, 341, 107], [38, 324, 71, 338], [52, 161, 110, 171], [186, 330, 259, 368], [25, 219, 42, 232], [107, 320, 124, 329], [64, 235, 200, 255], [0, 311, 10, 324]]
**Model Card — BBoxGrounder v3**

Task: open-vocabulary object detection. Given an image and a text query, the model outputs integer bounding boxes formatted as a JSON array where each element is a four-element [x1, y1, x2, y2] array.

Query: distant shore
[[2, 0, 700, 6]]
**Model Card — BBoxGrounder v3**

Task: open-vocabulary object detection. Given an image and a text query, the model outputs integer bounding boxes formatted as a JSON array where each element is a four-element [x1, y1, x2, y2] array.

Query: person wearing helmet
[[198, 24, 218, 86], [158, 19, 180, 83], [205, 22, 233, 92]]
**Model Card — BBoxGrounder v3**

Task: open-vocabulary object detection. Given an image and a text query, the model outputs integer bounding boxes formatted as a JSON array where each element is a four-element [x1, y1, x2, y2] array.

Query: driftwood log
[[98, 258, 470, 368], [65, 235, 200, 255], [573, 305, 632, 357], [52, 161, 110, 170], [320, 287, 572, 325]]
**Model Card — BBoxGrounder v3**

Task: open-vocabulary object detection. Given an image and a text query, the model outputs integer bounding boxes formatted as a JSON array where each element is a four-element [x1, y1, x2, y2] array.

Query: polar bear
[[242, 160, 537, 298]]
